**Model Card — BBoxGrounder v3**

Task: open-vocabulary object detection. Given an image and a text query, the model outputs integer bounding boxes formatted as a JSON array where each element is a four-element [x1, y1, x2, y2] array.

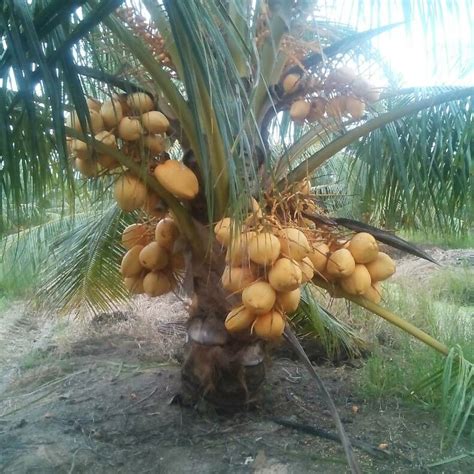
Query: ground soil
[[0, 250, 472, 473]]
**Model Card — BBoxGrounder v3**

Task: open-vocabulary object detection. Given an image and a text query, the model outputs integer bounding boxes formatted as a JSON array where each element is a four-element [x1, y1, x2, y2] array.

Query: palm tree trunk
[[179, 228, 266, 410]]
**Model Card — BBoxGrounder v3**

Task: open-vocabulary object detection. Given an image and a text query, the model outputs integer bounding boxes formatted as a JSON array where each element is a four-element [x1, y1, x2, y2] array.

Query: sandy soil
[[0, 250, 472, 473]]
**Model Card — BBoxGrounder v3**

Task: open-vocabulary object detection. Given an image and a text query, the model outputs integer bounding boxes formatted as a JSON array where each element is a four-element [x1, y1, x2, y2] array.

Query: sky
[[318, 0, 474, 87]]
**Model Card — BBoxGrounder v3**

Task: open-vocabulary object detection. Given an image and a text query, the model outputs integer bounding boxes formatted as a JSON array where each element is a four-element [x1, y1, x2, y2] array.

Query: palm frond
[[291, 285, 366, 360], [36, 202, 130, 316]]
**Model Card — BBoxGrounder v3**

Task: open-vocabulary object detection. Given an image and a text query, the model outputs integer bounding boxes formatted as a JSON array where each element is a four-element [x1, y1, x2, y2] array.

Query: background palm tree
[[0, 0, 472, 463]]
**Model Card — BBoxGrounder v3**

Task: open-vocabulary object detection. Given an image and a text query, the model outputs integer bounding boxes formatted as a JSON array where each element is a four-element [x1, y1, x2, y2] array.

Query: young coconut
[[87, 97, 101, 112], [214, 217, 233, 247], [66, 109, 104, 134], [139, 242, 169, 271], [118, 117, 144, 141], [127, 92, 154, 113], [101, 99, 123, 129], [122, 223, 151, 249], [348, 232, 379, 264], [225, 306, 256, 333], [299, 257, 315, 283], [155, 218, 179, 251], [352, 77, 381, 103], [339, 264, 372, 296], [143, 271, 173, 297], [345, 96, 366, 120], [290, 100, 311, 122], [278, 228, 310, 260], [154, 160, 199, 200], [124, 274, 145, 294], [268, 258, 302, 292], [247, 232, 281, 266], [221, 265, 256, 293], [169, 252, 186, 274], [282, 73, 301, 94], [363, 282, 382, 304], [95, 130, 119, 169], [120, 245, 144, 277], [276, 288, 301, 313], [142, 192, 166, 218], [70, 139, 88, 160], [252, 310, 285, 340], [242, 281, 276, 315], [365, 252, 396, 281], [325, 66, 357, 89], [141, 111, 169, 134], [326, 248, 356, 278], [225, 232, 255, 266], [308, 243, 330, 273], [144, 135, 167, 154], [114, 173, 147, 212]]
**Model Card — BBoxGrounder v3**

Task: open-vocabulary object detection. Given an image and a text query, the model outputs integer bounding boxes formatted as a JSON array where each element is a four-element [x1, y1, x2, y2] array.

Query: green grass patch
[[399, 230, 474, 249]]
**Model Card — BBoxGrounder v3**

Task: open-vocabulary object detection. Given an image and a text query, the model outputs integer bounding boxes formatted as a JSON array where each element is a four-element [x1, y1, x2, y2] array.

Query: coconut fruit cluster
[[215, 202, 396, 341], [65, 91, 200, 216], [316, 232, 396, 303], [66, 91, 171, 178], [283, 66, 381, 124], [119, 217, 185, 297]]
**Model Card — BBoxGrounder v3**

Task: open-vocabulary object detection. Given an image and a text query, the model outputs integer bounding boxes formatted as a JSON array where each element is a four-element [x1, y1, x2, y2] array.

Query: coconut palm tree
[[1, 1, 472, 470]]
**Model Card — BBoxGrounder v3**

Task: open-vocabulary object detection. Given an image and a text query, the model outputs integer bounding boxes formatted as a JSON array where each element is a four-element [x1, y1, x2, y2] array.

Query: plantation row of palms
[[0, 1, 472, 470]]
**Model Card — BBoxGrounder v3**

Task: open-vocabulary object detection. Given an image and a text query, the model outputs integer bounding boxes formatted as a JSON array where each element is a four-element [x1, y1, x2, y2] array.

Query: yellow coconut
[[154, 160, 199, 200], [252, 310, 285, 340], [95, 130, 119, 169], [363, 282, 382, 304], [348, 232, 379, 264], [143, 271, 173, 297], [127, 92, 154, 113], [101, 99, 123, 129], [345, 96, 366, 120], [339, 264, 371, 295], [299, 257, 315, 283], [87, 97, 102, 112], [225, 232, 255, 266], [122, 223, 150, 249], [248, 232, 281, 266], [70, 138, 88, 160], [365, 252, 396, 281], [66, 110, 103, 134], [225, 306, 256, 333], [120, 245, 144, 277], [154, 217, 179, 251], [114, 172, 147, 212], [139, 242, 169, 271], [214, 217, 233, 247], [276, 288, 301, 313], [144, 134, 167, 154], [242, 281, 276, 315], [282, 73, 301, 94], [308, 243, 330, 273], [221, 265, 256, 293], [124, 275, 145, 294], [118, 117, 144, 141], [141, 111, 169, 134], [142, 192, 166, 218], [268, 258, 302, 292], [290, 100, 311, 122], [326, 96, 346, 119], [278, 228, 310, 260], [74, 158, 98, 177], [326, 248, 356, 278], [306, 98, 326, 122]]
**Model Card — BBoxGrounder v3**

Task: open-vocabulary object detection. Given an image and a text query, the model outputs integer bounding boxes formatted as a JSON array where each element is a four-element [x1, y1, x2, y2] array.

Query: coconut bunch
[[119, 216, 186, 297], [283, 65, 381, 125], [214, 185, 396, 341], [65, 91, 171, 178]]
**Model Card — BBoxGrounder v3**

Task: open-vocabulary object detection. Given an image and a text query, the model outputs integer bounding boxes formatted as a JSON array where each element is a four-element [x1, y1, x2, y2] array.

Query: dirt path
[[0, 250, 472, 473]]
